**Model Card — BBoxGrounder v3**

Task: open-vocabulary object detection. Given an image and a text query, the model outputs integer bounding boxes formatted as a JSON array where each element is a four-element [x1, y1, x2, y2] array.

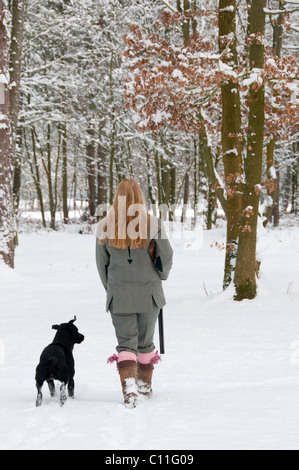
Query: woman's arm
[[153, 222, 173, 281], [96, 241, 110, 291]]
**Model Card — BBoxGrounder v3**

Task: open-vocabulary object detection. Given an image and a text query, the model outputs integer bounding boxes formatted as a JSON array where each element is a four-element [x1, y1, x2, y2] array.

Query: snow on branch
[[219, 6, 235, 13], [160, 0, 177, 12], [124, 9, 299, 146], [264, 7, 299, 13]]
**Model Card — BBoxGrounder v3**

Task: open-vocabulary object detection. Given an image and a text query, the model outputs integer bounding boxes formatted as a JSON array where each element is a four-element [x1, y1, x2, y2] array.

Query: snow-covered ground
[[0, 218, 299, 450]]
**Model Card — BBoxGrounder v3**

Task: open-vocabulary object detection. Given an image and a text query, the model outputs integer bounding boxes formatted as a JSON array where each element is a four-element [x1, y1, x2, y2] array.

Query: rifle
[[158, 308, 165, 354], [149, 239, 165, 355]]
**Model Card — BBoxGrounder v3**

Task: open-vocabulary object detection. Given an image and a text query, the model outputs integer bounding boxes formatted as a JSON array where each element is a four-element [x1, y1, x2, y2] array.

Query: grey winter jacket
[[96, 216, 173, 314]]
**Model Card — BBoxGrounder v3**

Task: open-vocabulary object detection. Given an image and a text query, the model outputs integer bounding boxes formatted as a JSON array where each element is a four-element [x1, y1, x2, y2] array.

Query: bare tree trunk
[[206, 182, 216, 230], [291, 142, 299, 214], [263, 1, 285, 227], [234, 0, 266, 300], [263, 137, 277, 226], [61, 122, 69, 222], [198, 123, 227, 216], [86, 124, 96, 217], [155, 149, 162, 207], [144, 143, 156, 210], [109, 51, 116, 206], [159, 132, 177, 220], [181, 160, 189, 223], [219, 0, 243, 289], [193, 138, 198, 222], [283, 165, 292, 211], [161, 155, 170, 206], [169, 164, 176, 221], [0, 4, 15, 268], [46, 124, 56, 230], [273, 169, 280, 225], [97, 133, 107, 207], [9, 0, 25, 210], [177, 0, 191, 44], [24, 125, 46, 227]]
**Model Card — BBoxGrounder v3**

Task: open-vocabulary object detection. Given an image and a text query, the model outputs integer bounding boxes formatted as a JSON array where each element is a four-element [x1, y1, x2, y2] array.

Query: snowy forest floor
[[1, 215, 299, 450]]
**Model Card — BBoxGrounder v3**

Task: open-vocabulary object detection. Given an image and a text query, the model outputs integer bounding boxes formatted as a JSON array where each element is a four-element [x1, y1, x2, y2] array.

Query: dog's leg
[[47, 379, 56, 397], [60, 383, 67, 406], [68, 378, 75, 399], [36, 381, 43, 407]]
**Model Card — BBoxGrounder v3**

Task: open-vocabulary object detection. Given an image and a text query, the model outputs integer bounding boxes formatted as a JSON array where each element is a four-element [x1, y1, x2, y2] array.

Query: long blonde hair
[[99, 179, 149, 249]]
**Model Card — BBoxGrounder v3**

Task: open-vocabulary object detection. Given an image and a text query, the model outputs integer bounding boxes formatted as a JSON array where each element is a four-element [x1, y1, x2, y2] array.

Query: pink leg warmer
[[118, 351, 137, 363], [137, 351, 162, 365]]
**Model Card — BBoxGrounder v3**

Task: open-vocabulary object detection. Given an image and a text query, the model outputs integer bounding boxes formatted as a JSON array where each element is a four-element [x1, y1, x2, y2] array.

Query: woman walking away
[[96, 179, 173, 408]]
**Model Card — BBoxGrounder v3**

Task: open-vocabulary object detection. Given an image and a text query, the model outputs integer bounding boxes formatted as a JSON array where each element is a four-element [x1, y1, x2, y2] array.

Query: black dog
[[35, 316, 84, 407]]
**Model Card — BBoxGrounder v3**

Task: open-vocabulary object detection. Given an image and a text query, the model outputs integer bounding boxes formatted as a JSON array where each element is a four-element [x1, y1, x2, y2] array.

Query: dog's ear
[[52, 324, 60, 330]]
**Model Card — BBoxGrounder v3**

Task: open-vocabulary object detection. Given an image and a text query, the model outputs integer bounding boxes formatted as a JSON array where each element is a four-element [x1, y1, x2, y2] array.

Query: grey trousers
[[111, 307, 160, 356]]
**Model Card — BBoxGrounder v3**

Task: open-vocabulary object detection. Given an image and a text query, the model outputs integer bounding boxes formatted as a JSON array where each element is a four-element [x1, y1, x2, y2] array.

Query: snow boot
[[118, 360, 138, 409], [137, 362, 154, 398], [137, 351, 161, 398]]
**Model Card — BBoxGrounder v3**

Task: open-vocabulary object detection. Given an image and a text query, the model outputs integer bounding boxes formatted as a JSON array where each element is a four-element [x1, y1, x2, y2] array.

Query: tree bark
[[193, 138, 198, 225], [144, 143, 156, 210], [181, 159, 189, 223], [9, 0, 25, 210], [161, 155, 170, 206], [97, 133, 107, 208], [198, 123, 227, 216], [263, 137, 277, 226], [154, 149, 162, 207], [169, 164, 176, 221], [291, 142, 298, 214], [273, 169, 280, 226], [234, 0, 266, 300], [24, 125, 46, 227], [46, 124, 56, 230], [263, 1, 285, 227], [219, 0, 243, 289], [177, 0, 191, 45], [206, 182, 217, 230], [61, 122, 69, 222], [0, 4, 15, 268], [109, 50, 116, 206], [86, 124, 97, 217]]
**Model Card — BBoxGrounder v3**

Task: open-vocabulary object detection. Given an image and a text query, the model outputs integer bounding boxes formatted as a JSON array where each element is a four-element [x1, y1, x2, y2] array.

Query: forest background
[[0, 0, 298, 301]]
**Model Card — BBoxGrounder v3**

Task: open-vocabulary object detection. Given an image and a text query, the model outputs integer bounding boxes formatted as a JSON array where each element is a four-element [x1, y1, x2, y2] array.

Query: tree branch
[[160, 0, 178, 12], [264, 7, 299, 13]]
